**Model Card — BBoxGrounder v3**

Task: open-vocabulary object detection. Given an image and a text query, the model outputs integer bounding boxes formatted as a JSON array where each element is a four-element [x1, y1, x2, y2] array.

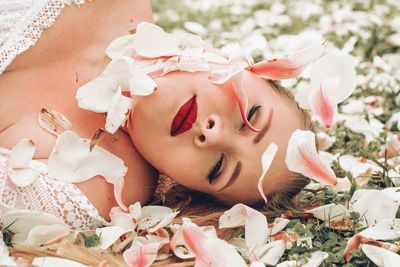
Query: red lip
[[170, 96, 198, 136]]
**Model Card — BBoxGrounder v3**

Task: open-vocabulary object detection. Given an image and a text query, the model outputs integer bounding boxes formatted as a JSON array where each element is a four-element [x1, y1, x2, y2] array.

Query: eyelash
[[240, 105, 261, 130], [208, 154, 224, 184]]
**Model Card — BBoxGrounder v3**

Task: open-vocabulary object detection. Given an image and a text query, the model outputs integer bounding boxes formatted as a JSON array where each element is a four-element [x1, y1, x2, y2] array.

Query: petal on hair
[[249, 40, 324, 80], [219, 204, 268, 251], [257, 143, 278, 204], [123, 237, 162, 267], [309, 77, 339, 128], [181, 219, 247, 267], [96, 226, 130, 250], [9, 139, 35, 169], [24, 224, 70, 247], [253, 240, 286, 266], [137, 206, 178, 233], [285, 130, 337, 186], [105, 87, 134, 134], [230, 70, 260, 132]]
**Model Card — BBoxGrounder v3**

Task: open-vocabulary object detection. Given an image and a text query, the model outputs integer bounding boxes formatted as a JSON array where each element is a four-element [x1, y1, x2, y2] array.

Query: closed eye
[[240, 105, 261, 130], [208, 154, 224, 184]]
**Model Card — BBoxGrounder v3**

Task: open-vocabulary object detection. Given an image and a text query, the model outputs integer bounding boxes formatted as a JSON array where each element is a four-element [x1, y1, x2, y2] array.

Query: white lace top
[[0, 0, 86, 75]]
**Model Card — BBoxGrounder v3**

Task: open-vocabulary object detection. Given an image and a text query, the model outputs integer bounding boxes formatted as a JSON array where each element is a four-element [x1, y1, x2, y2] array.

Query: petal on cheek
[[257, 143, 278, 204]]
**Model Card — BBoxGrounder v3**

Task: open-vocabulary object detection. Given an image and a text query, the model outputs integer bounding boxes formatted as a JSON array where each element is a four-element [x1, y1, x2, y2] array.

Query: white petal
[[358, 219, 400, 240], [338, 155, 377, 178], [307, 203, 350, 222], [76, 77, 117, 113], [24, 224, 70, 246], [219, 204, 268, 250], [350, 189, 399, 225], [7, 167, 39, 187], [32, 257, 88, 267], [96, 226, 130, 250], [258, 143, 278, 204], [269, 217, 290, 236], [109, 207, 136, 230], [316, 132, 335, 151], [303, 251, 329, 267], [254, 240, 285, 266], [362, 244, 400, 267], [344, 117, 381, 143], [48, 130, 127, 183], [134, 22, 181, 58], [106, 34, 137, 58], [137, 206, 178, 233], [9, 139, 35, 169], [105, 87, 134, 133], [308, 53, 356, 107]]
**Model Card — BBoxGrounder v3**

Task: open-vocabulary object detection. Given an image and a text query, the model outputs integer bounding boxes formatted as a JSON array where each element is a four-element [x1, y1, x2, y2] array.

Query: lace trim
[[0, 147, 103, 230], [0, 0, 86, 75]]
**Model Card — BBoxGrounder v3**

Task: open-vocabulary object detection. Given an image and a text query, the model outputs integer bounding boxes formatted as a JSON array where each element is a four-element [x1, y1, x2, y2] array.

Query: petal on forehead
[[249, 40, 324, 80], [258, 143, 278, 204], [285, 130, 337, 186], [309, 77, 340, 128]]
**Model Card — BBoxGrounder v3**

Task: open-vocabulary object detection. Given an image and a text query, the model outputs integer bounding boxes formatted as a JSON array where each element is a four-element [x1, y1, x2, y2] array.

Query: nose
[[194, 114, 224, 148]]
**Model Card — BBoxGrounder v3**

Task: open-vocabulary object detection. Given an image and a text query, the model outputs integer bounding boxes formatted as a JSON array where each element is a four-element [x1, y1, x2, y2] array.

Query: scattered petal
[[285, 130, 337, 186]]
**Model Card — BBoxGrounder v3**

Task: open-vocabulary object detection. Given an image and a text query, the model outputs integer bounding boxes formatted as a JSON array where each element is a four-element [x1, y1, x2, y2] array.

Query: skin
[[128, 70, 305, 204]]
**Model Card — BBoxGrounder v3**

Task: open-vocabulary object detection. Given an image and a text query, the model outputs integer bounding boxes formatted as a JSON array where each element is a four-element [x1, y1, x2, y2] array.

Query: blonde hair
[[263, 79, 313, 213]]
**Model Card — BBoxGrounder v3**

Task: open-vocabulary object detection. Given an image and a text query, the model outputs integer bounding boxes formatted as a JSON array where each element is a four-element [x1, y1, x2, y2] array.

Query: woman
[[0, 0, 311, 229]]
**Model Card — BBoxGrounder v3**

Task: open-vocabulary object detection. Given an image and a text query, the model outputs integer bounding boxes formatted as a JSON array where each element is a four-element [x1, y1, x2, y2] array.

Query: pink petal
[[231, 71, 260, 132], [181, 220, 247, 266], [111, 177, 128, 212], [257, 143, 278, 204], [285, 130, 337, 186], [249, 41, 324, 80], [309, 77, 340, 128], [123, 238, 160, 267]]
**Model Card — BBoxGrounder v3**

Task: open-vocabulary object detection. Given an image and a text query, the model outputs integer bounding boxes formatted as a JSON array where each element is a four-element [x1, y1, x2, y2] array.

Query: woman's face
[[128, 70, 304, 204]]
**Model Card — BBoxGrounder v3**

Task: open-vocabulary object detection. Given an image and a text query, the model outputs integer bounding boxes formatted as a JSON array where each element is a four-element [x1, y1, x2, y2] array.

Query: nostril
[[207, 119, 215, 129], [198, 134, 206, 143]]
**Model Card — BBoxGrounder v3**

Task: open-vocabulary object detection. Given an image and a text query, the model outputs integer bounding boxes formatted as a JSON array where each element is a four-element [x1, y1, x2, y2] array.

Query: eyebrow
[[253, 107, 274, 144], [217, 161, 242, 192]]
